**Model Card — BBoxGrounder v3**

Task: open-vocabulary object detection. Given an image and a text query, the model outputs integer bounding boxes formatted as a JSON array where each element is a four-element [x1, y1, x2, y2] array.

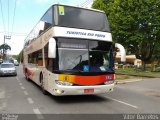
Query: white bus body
[[23, 4, 125, 96]]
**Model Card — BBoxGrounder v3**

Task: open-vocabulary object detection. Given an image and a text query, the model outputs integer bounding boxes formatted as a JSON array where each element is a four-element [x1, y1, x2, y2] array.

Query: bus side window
[[37, 50, 43, 66], [28, 55, 33, 63], [47, 58, 53, 72], [44, 43, 53, 72], [29, 49, 43, 66]]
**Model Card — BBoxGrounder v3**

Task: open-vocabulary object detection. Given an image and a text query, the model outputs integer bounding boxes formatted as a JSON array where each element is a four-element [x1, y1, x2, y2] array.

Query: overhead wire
[[86, 0, 93, 7], [1, 0, 18, 48], [8, 0, 9, 36], [0, 0, 6, 32], [79, 0, 93, 8], [79, 0, 88, 7], [11, 0, 17, 37], [10, 32, 27, 36]]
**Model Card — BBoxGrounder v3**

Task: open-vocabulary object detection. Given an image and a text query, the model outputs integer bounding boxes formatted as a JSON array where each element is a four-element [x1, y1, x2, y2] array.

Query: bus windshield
[[57, 38, 114, 73]]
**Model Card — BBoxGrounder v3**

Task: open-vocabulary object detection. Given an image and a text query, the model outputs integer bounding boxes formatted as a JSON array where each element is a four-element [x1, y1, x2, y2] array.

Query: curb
[[116, 73, 160, 78], [115, 79, 143, 84]]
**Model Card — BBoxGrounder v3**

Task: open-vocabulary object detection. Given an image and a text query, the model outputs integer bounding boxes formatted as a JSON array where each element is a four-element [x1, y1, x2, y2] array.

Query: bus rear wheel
[[25, 75, 30, 81], [40, 73, 48, 95]]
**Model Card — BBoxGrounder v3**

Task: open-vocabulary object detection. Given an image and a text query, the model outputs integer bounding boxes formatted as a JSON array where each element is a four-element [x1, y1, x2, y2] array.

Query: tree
[[17, 50, 23, 63], [0, 44, 11, 59], [152, 41, 160, 64], [92, 0, 160, 70]]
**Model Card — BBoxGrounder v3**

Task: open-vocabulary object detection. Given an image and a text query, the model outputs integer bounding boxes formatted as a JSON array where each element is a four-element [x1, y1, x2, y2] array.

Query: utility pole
[[3, 35, 11, 59]]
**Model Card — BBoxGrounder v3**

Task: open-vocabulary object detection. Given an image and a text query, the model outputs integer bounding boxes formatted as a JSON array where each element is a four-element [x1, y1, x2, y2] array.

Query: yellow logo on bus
[[58, 6, 65, 15]]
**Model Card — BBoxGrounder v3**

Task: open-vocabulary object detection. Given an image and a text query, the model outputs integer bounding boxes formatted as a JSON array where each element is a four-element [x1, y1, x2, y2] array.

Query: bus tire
[[25, 68, 29, 81], [25, 75, 30, 81], [40, 73, 48, 95]]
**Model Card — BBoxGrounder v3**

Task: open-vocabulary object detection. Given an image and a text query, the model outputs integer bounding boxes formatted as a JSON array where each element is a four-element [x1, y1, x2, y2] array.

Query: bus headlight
[[55, 80, 73, 86], [104, 80, 114, 85]]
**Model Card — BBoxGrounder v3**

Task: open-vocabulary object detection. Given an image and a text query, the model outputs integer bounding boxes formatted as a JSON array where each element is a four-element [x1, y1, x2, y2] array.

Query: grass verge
[[115, 68, 160, 80]]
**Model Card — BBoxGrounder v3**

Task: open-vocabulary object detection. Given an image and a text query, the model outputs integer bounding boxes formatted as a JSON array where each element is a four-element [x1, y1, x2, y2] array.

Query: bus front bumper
[[51, 83, 115, 96]]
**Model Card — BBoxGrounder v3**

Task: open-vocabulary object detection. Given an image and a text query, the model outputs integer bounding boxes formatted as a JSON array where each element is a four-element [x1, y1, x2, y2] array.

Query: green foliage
[[17, 50, 23, 63], [0, 44, 11, 51], [152, 41, 160, 64], [0, 44, 11, 59], [92, 0, 160, 70], [155, 67, 160, 72]]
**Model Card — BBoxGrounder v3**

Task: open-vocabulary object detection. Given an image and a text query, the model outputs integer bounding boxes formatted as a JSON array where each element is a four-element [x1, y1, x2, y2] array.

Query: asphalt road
[[0, 65, 160, 119]]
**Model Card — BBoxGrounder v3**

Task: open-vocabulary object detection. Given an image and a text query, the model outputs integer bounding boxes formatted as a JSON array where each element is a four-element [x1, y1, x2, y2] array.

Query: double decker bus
[[23, 4, 126, 96]]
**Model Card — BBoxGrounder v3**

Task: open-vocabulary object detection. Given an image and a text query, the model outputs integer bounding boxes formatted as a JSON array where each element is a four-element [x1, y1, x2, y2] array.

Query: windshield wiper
[[67, 69, 83, 72]]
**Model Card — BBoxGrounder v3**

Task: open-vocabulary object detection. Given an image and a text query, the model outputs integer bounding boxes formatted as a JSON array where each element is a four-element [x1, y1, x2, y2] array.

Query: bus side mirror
[[115, 43, 126, 62], [48, 38, 56, 58]]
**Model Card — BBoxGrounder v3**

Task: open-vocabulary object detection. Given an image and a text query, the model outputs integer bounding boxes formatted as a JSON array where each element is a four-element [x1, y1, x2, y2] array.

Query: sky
[[0, 0, 93, 55]]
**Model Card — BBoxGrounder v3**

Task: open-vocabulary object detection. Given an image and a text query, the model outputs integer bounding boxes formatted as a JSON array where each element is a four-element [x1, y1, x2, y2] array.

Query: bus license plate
[[84, 89, 94, 93]]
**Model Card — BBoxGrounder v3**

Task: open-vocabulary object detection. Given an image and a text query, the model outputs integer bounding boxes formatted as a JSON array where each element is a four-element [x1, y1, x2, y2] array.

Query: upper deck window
[[41, 8, 53, 31], [55, 5, 110, 32]]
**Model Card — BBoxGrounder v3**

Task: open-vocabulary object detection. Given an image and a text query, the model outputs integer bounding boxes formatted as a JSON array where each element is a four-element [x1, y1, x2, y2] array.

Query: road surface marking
[[17, 79, 20, 82], [16, 77, 20, 82], [0, 103, 6, 110], [27, 98, 34, 104], [107, 96, 138, 109], [0, 90, 5, 99], [21, 86, 25, 90], [33, 109, 44, 119], [24, 91, 28, 95], [16, 77, 19, 80]]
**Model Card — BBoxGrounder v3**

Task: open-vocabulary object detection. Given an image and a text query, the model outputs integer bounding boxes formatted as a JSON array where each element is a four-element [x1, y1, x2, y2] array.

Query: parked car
[[0, 59, 3, 64], [14, 60, 19, 66], [2, 59, 14, 64], [0, 63, 17, 76]]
